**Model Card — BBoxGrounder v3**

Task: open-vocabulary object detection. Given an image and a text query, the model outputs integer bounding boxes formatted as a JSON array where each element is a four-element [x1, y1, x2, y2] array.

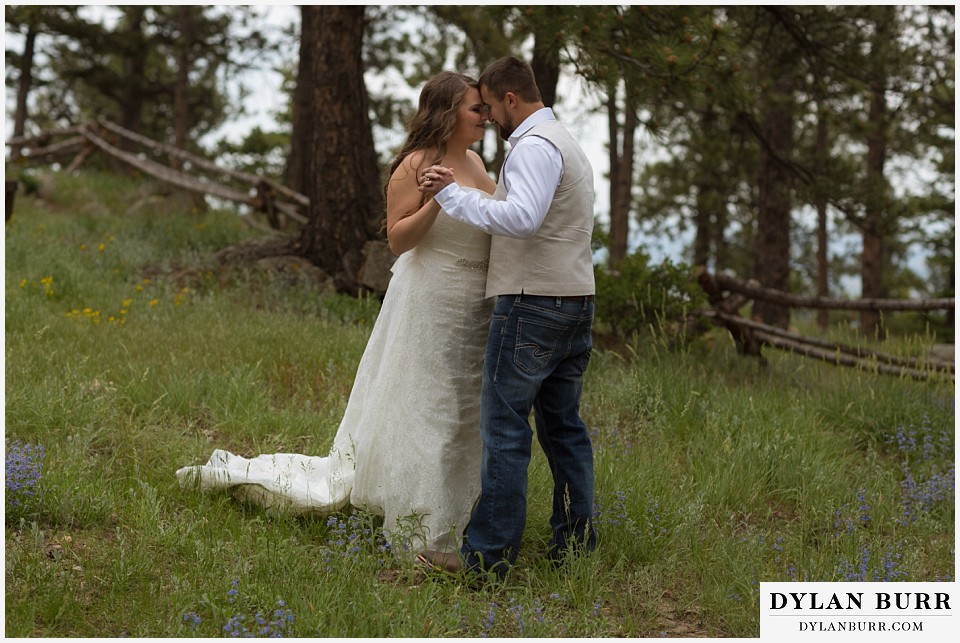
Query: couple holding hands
[[178, 56, 597, 582]]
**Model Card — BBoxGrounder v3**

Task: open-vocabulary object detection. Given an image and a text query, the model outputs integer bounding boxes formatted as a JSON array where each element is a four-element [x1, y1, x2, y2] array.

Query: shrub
[[593, 253, 708, 344]]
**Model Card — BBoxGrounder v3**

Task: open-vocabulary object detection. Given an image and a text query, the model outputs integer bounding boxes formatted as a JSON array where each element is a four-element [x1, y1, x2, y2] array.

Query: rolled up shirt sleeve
[[435, 136, 563, 239]]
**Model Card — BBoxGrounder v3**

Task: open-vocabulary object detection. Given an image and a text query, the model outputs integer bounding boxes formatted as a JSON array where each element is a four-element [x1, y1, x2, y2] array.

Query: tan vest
[[486, 120, 596, 298]]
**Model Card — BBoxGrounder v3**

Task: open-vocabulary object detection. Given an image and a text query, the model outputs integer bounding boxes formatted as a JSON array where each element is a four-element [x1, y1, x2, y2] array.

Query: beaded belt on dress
[[455, 257, 490, 272], [411, 246, 489, 272]]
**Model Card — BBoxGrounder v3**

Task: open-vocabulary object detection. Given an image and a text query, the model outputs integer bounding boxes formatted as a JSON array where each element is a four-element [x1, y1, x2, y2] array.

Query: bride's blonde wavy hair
[[388, 71, 478, 178]]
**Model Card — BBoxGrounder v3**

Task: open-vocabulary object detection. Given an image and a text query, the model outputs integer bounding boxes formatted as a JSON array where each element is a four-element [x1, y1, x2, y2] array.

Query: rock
[[358, 240, 396, 294], [254, 255, 335, 292], [930, 344, 954, 363]]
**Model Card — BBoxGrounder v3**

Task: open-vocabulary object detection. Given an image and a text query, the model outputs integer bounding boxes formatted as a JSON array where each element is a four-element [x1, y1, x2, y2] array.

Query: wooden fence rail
[[6, 120, 308, 229], [708, 272, 954, 312], [697, 270, 954, 382]]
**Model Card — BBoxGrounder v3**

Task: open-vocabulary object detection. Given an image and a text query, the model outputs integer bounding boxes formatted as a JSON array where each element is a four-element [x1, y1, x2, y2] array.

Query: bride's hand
[[418, 166, 455, 195]]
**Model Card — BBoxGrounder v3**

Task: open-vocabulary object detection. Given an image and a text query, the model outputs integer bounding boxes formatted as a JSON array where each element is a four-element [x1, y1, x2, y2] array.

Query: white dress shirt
[[435, 107, 563, 239]]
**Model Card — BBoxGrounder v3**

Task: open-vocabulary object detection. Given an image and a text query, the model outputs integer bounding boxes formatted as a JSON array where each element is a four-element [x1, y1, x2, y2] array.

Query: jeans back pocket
[[514, 317, 565, 375]]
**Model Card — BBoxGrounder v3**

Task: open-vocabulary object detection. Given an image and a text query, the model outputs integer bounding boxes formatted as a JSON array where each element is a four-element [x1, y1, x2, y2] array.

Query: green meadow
[[5, 171, 954, 637]]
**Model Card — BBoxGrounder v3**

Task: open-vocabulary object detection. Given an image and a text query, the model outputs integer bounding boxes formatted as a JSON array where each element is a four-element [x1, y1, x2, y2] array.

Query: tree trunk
[[614, 104, 636, 265], [286, 6, 317, 195], [861, 218, 885, 338], [607, 80, 636, 268], [119, 6, 148, 141], [693, 105, 723, 270], [815, 105, 830, 329], [11, 25, 37, 161], [715, 202, 729, 273], [171, 6, 193, 170], [531, 25, 560, 108], [860, 9, 894, 338], [606, 84, 619, 251], [751, 48, 795, 329], [297, 6, 383, 295]]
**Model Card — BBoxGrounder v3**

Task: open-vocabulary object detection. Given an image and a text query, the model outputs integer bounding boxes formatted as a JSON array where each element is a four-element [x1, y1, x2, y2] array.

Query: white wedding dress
[[177, 199, 493, 555]]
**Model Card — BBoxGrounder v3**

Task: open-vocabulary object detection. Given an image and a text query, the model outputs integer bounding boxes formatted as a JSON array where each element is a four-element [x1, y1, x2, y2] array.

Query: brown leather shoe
[[416, 550, 464, 573]]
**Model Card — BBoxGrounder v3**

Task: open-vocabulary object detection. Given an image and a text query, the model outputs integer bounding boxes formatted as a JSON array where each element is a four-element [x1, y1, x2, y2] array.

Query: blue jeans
[[461, 294, 596, 578]]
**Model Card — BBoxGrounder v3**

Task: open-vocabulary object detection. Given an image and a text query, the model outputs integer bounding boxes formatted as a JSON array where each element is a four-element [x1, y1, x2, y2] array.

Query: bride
[[177, 72, 496, 563]]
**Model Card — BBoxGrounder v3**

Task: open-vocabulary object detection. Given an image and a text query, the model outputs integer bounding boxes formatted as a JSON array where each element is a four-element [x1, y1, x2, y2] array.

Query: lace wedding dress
[[177, 200, 493, 555]]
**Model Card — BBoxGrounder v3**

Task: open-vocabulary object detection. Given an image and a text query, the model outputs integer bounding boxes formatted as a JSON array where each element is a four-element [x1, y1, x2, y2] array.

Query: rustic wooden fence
[[6, 119, 307, 233], [697, 270, 955, 381]]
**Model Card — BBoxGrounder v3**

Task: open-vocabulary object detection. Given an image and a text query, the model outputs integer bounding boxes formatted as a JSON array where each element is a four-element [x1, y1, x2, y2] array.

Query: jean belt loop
[[555, 296, 562, 308]]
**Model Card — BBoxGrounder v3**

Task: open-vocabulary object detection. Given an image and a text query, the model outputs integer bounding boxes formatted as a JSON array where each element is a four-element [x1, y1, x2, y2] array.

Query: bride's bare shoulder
[[389, 148, 436, 190], [398, 148, 437, 174], [467, 150, 496, 193]]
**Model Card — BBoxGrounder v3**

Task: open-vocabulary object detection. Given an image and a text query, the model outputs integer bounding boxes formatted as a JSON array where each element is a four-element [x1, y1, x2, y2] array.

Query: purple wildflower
[[5, 440, 45, 507]]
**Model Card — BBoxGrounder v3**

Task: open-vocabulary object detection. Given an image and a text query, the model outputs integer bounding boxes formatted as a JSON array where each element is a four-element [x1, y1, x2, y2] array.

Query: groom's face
[[479, 85, 514, 141]]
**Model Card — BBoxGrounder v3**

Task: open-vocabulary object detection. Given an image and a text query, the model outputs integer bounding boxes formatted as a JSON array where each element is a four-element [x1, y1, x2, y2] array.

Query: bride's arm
[[386, 151, 442, 255]]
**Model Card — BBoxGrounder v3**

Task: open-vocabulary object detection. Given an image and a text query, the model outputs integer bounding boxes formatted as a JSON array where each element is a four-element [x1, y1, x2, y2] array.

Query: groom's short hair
[[479, 56, 542, 103]]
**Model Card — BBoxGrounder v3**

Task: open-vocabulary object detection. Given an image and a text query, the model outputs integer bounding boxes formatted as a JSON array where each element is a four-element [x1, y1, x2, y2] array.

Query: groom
[[419, 56, 597, 579]]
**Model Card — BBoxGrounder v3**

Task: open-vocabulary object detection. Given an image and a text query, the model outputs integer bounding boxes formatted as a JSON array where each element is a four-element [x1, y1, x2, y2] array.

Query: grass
[[4, 169, 955, 637]]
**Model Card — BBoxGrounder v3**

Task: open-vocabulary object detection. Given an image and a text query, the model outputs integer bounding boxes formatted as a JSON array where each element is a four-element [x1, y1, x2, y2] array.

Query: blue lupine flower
[[834, 505, 855, 535], [899, 462, 956, 526], [533, 598, 545, 624], [480, 601, 497, 637], [857, 490, 871, 526], [223, 613, 249, 637], [509, 598, 524, 633], [5, 440, 45, 507]]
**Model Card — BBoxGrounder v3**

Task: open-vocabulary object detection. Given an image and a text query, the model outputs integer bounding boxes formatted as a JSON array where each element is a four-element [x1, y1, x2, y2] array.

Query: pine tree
[[295, 5, 383, 294]]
